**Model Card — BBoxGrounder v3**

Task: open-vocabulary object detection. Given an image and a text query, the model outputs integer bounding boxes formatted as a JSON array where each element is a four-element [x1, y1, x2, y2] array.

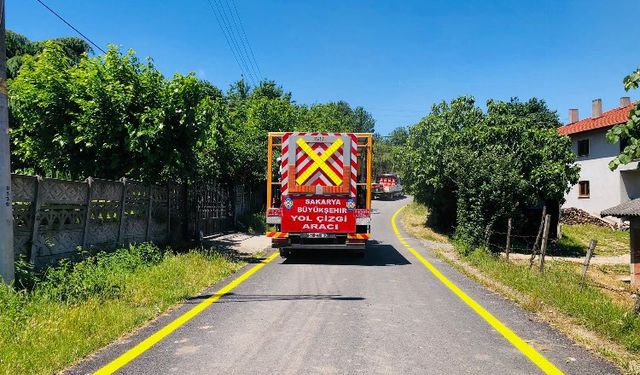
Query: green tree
[[400, 96, 578, 246], [353, 106, 375, 133], [607, 66, 640, 170], [388, 127, 408, 145], [372, 128, 408, 176], [400, 96, 483, 231], [9, 43, 376, 188], [221, 83, 301, 185], [6, 30, 91, 79], [303, 101, 375, 133], [9, 42, 76, 175], [65, 46, 166, 180]]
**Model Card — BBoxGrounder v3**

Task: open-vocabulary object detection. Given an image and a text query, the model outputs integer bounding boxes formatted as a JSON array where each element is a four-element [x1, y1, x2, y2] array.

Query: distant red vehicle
[[372, 173, 403, 200]]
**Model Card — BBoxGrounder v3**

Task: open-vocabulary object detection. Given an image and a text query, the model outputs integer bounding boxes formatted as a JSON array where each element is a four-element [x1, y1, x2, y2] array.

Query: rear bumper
[[271, 233, 368, 250], [279, 243, 366, 250]]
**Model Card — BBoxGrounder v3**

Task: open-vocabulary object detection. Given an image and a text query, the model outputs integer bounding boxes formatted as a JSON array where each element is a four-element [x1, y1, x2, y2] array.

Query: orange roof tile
[[557, 102, 636, 136]]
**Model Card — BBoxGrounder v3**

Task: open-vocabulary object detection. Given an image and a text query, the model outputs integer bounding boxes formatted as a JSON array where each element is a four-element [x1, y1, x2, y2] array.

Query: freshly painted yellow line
[[94, 252, 280, 375], [391, 206, 563, 375]]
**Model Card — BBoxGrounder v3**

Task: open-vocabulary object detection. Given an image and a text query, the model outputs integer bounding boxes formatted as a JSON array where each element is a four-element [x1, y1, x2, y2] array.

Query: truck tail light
[[354, 209, 370, 218], [347, 233, 370, 240]]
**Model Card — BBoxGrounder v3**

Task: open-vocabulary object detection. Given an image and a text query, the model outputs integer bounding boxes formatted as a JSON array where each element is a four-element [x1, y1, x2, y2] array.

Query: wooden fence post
[[28, 175, 43, 264], [579, 240, 597, 290], [529, 205, 547, 269], [505, 218, 512, 262], [538, 214, 551, 273], [116, 177, 127, 247], [145, 184, 153, 242], [80, 177, 93, 248]]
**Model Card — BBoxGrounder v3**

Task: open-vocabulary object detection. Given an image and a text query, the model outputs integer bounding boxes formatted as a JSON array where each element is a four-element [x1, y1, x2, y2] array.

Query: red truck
[[372, 173, 403, 200], [265, 132, 373, 257]]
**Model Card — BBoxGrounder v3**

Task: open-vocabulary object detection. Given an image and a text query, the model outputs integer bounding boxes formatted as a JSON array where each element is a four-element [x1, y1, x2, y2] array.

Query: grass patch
[[401, 203, 449, 243], [463, 249, 640, 353], [0, 243, 244, 375], [596, 264, 631, 276], [557, 224, 629, 257]]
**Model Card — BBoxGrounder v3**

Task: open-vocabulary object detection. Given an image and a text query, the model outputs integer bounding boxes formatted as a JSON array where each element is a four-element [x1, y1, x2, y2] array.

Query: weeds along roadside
[[0, 243, 245, 375]]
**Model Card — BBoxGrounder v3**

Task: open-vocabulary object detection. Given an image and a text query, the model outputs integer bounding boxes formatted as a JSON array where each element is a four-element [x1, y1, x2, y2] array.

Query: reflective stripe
[[266, 232, 289, 238]]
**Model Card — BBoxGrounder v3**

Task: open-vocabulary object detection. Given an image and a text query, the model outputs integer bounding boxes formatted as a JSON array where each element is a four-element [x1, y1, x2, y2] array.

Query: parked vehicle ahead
[[372, 173, 403, 200]]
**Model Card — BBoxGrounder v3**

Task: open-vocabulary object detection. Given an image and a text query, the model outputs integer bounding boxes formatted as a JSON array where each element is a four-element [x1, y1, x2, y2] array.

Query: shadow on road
[[280, 241, 411, 266], [185, 292, 365, 304]]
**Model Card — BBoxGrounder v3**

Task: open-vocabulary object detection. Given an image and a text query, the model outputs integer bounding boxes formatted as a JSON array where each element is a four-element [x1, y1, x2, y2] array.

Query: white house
[[558, 97, 639, 224]]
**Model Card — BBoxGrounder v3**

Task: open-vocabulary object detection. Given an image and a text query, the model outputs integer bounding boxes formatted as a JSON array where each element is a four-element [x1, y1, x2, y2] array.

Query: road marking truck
[[265, 132, 373, 257], [372, 173, 403, 200]]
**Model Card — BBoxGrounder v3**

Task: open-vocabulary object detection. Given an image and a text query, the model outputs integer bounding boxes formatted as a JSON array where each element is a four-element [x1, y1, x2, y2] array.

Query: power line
[[34, 0, 106, 54], [212, 0, 257, 85], [227, 0, 262, 80], [206, 0, 255, 86], [223, 0, 259, 82]]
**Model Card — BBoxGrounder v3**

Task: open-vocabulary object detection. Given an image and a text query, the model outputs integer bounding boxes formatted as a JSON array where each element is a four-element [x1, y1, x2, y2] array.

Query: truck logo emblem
[[346, 199, 355, 210], [283, 197, 294, 210]]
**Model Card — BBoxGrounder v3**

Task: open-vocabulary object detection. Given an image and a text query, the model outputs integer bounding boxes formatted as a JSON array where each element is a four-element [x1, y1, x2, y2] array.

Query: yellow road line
[[391, 206, 563, 375], [94, 252, 280, 375]]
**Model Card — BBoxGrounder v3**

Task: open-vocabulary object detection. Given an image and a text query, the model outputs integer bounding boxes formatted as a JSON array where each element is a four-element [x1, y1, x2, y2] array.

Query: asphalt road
[[71, 197, 619, 374]]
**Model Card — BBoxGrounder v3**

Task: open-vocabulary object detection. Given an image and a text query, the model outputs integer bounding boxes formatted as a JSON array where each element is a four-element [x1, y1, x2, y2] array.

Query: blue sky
[[8, 0, 640, 134]]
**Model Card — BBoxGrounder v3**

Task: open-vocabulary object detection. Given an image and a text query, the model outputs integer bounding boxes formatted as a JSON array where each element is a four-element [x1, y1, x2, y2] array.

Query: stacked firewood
[[560, 207, 611, 227]]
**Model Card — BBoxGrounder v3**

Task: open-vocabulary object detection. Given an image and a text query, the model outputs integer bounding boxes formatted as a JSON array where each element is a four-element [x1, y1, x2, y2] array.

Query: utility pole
[[0, 0, 14, 285]]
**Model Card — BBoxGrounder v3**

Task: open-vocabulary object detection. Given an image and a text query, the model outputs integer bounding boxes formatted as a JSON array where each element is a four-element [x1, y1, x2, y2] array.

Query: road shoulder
[[64, 249, 277, 375], [396, 205, 628, 374]]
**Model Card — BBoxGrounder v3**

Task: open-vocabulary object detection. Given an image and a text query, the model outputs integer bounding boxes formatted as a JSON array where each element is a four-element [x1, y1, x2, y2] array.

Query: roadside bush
[[400, 97, 579, 247], [10, 243, 165, 304], [36, 243, 165, 303], [0, 243, 243, 375]]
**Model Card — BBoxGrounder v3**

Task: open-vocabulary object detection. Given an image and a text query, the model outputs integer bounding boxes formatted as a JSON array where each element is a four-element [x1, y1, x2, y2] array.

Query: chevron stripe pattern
[[281, 132, 357, 197]]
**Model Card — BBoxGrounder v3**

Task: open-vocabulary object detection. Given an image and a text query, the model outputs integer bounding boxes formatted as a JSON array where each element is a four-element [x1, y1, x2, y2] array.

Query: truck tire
[[279, 249, 290, 258]]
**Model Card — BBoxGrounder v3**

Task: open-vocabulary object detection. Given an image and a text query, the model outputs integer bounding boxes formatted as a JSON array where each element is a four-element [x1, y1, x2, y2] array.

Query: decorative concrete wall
[[11, 175, 255, 267]]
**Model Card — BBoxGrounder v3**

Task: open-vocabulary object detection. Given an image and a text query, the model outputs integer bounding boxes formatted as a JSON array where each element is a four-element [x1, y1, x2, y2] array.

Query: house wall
[[621, 170, 640, 201], [563, 128, 623, 221]]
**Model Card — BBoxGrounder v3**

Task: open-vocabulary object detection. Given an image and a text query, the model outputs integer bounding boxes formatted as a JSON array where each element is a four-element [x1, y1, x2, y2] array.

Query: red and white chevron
[[281, 132, 357, 197]]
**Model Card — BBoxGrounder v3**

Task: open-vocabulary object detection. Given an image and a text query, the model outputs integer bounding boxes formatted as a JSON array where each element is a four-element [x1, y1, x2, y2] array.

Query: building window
[[577, 139, 589, 157], [578, 181, 590, 198]]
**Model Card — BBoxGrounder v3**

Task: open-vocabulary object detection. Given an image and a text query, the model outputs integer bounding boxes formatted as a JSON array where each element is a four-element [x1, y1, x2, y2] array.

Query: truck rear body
[[266, 132, 373, 254]]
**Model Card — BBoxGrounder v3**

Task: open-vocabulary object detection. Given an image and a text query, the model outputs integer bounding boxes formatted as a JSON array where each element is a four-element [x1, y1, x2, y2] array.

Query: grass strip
[[0, 243, 244, 375], [558, 224, 629, 257]]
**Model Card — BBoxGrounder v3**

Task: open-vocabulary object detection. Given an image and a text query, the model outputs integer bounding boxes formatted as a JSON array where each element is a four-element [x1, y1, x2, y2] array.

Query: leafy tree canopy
[[6, 30, 91, 79], [607, 66, 640, 170], [9, 43, 375, 187], [398, 96, 578, 246]]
